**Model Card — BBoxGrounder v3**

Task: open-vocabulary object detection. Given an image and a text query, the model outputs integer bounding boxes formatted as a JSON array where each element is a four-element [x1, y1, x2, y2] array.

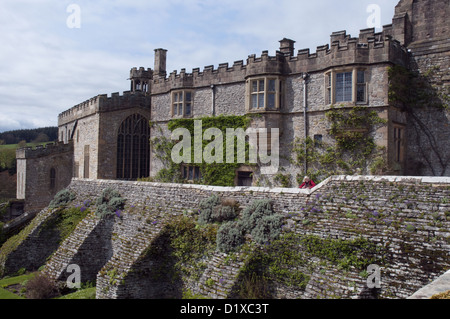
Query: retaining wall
[[1, 175, 448, 299]]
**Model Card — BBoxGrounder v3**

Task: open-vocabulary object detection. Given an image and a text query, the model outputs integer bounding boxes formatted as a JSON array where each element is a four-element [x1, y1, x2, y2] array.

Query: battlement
[[98, 91, 150, 113], [16, 140, 74, 160], [58, 96, 101, 125], [58, 91, 150, 125], [130, 67, 153, 79], [152, 25, 408, 95]]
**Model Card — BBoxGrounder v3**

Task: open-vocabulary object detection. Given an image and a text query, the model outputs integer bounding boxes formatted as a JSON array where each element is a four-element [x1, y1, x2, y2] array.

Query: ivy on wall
[[147, 115, 252, 187], [292, 105, 388, 183]]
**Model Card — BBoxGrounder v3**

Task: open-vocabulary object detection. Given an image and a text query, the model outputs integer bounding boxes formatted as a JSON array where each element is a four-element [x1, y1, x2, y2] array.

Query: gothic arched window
[[117, 114, 150, 180]]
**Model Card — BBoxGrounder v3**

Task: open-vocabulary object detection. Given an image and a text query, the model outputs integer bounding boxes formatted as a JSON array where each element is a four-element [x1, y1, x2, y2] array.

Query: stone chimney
[[154, 48, 167, 77], [279, 38, 296, 57]]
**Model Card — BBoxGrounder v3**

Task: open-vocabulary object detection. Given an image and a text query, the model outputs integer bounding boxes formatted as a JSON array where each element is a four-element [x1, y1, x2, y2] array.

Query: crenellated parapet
[[97, 91, 150, 113], [285, 28, 408, 73], [130, 67, 152, 79], [16, 140, 74, 160], [151, 59, 248, 94], [58, 96, 101, 126], [151, 25, 408, 95], [58, 91, 150, 126]]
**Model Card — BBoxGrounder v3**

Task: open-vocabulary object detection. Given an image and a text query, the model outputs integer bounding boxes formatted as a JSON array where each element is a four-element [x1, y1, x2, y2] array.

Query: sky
[[0, 0, 400, 133]]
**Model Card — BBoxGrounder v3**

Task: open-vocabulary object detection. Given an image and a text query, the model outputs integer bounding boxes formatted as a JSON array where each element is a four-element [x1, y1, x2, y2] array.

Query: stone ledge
[[408, 270, 450, 299], [71, 175, 450, 197]]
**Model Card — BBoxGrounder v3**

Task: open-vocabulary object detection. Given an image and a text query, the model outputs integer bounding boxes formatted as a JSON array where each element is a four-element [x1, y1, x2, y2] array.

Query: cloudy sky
[[0, 0, 400, 133]]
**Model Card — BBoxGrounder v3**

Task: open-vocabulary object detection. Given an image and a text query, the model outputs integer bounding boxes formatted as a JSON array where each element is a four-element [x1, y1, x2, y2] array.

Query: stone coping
[[71, 175, 450, 197], [408, 270, 450, 299]]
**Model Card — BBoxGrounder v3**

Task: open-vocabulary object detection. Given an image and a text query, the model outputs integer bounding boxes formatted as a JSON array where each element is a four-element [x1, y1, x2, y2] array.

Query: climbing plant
[[149, 115, 253, 187], [293, 105, 387, 182]]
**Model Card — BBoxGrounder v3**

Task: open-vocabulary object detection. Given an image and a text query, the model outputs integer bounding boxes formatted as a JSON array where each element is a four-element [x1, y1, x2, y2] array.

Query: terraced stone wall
[[1, 176, 448, 299]]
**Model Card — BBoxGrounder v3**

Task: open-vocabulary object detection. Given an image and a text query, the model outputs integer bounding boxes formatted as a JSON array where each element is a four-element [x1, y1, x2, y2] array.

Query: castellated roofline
[[151, 24, 408, 94], [58, 91, 150, 126], [58, 22, 408, 117], [16, 140, 73, 160], [130, 67, 153, 79]]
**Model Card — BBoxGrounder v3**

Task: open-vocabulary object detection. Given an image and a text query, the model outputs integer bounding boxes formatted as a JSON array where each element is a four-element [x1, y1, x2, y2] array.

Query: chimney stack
[[154, 48, 167, 77], [279, 38, 296, 57]]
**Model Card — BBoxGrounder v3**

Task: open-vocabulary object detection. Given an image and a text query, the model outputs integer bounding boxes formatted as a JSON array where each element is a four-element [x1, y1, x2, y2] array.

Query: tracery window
[[117, 114, 150, 180]]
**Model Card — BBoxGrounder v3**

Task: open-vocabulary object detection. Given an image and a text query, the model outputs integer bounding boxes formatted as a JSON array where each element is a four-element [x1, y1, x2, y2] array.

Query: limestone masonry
[[14, 0, 449, 212], [1, 175, 449, 299], [3, 0, 449, 300]]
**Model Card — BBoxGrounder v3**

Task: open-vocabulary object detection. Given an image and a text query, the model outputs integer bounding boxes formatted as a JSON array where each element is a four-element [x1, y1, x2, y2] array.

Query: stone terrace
[[1, 175, 449, 299]]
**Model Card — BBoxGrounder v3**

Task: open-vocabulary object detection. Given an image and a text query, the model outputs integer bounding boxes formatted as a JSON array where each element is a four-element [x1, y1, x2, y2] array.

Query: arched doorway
[[116, 114, 150, 180]]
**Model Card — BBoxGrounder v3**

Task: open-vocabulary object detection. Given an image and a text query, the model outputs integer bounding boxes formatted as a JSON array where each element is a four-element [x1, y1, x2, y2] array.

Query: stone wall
[[98, 108, 150, 180], [3, 175, 446, 299], [70, 113, 99, 180], [16, 142, 73, 212], [0, 207, 59, 276], [404, 38, 450, 177]]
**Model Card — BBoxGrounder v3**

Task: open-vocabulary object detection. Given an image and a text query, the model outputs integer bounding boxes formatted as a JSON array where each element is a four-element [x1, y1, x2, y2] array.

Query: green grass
[[0, 142, 57, 171], [0, 142, 54, 150], [0, 273, 36, 287], [0, 287, 24, 299], [0, 273, 97, 299], [0, 273, 36, 300], [56, 287, 96, 299]]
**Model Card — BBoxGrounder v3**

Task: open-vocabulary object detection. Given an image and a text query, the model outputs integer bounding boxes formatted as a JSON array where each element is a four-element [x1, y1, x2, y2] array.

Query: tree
[[18, 140, 27, 148], [34, 133, 49, 143]]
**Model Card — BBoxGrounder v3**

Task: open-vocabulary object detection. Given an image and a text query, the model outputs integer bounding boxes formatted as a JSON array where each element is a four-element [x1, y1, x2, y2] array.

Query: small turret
[[130, 67, 153, 94]]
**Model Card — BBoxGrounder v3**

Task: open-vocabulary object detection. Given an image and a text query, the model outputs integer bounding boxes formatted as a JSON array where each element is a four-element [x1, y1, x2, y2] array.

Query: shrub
[[251, 214, 284, 245], [240, 199, 274, 233], [198, 195, 220, 224], [198, 195, 238, 224], [216, 221, 245, 253], [95, 188, 125, 218], [216, 199, 284, 253], [212, 205, 238, 223], [48, 189, 76, 209], [25, 273, 60, 299]]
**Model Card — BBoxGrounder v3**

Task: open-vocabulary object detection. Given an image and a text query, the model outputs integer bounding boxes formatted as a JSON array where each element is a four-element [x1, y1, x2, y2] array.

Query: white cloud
[[0, 0, 399, 132]]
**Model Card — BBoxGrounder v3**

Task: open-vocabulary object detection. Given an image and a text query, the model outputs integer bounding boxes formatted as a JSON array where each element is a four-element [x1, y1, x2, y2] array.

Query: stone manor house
[[16, 0, 449, 212]]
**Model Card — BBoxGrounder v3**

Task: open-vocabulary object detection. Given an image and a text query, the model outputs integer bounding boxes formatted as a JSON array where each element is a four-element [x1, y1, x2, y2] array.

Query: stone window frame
[[314, 134, 323, 147], [325, 67, 368, 106], [246, 76, 284, 112], [171, 90, 194, 118], [234, 166, 254, 186], [393, 123, 406, 164], [181, 164, 201, 182]]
